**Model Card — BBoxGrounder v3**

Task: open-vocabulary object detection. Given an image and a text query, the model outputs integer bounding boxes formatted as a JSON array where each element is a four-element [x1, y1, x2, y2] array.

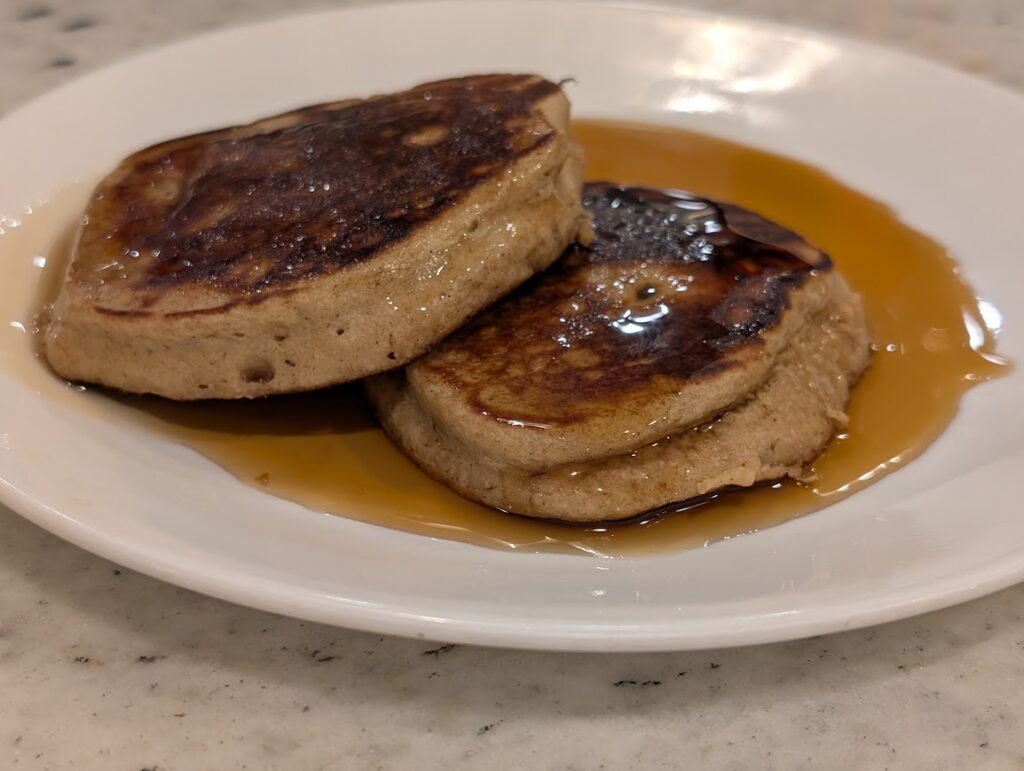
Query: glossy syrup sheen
[[26, 120, 1010, 557]]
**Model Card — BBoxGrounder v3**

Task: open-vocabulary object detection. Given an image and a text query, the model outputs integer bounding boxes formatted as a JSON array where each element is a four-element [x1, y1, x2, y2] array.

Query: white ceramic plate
[[1, 0, 1023, 652]]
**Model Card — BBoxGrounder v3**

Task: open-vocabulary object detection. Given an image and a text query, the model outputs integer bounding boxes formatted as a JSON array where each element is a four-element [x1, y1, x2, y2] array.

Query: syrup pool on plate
[[8, 119, 1009, 557]]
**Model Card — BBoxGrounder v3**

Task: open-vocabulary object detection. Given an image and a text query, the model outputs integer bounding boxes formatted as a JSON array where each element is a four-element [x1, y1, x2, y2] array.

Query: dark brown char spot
[[83, 75, 560, 298], [419, 183, 830, 425]]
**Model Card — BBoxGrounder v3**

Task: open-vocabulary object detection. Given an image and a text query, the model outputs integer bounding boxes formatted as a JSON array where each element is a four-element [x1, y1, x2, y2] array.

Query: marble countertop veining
[[3, 1, 1024, 769]]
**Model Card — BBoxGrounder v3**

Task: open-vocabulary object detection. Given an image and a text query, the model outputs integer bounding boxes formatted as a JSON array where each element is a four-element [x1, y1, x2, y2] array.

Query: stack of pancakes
[[43, 75, 871, 523]]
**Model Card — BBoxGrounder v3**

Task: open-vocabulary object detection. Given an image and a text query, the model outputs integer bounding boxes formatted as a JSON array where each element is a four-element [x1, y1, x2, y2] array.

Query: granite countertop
[[2, 1, 1024, 769]]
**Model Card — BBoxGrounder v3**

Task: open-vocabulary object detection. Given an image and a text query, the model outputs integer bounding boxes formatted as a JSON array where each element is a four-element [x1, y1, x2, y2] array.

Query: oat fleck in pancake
[[43, 75, 588, 399], [367, 183, 871, 522]]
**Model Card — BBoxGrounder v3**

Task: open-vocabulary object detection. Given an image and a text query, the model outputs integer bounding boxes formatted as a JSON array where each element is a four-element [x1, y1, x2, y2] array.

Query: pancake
[[42, 74, 588, 399], [366, 183, 871, 522]]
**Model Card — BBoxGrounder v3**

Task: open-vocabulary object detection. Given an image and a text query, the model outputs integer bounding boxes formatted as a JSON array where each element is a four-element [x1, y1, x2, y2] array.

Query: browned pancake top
[[416, 183, 830, 426], [75, 74, 560, 309]]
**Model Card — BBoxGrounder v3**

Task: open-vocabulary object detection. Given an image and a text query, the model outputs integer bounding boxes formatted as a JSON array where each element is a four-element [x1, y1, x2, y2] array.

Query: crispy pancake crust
[[43, 75, 587, 398], [404, 184, 839, 470]]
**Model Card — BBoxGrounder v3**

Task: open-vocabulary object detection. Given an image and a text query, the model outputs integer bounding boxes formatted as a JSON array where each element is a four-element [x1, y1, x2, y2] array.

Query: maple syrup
[[4, 120, 1009, 557]]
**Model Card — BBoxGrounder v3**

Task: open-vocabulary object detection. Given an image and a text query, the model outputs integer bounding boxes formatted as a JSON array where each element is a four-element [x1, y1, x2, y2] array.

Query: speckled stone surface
[[3, 1, 1024, 769]]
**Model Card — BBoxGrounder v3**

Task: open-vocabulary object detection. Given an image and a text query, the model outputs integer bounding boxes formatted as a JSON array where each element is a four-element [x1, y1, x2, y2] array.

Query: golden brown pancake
[[43, 74, 588, 399], [367, 183, 871, 522]]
